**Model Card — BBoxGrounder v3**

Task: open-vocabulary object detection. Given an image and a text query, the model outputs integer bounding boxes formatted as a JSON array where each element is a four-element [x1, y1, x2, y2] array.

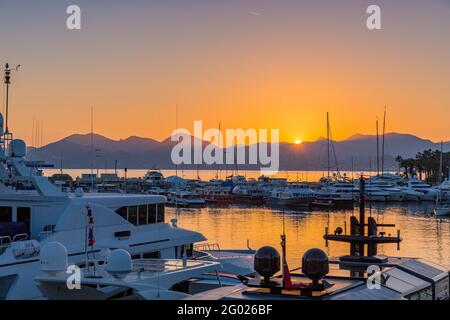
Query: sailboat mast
[[216, 121, 221, 180], [440, 141, 443, 182], [381, 107, 386, 175], [376, 119, 380, 175], [327, 112, 330, 180]]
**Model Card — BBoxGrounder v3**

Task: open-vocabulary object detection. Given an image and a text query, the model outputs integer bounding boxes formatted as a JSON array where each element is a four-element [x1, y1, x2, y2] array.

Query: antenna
[[3, 63, 21, 145], [175, 104, 178, 177], [91, 107, 94, 190]]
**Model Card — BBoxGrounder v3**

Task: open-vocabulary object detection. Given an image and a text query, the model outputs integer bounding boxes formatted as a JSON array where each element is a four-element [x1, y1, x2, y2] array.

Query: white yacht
[[0, 152, 254, 300], [143, 170, 165, 187], [434, 204, 450, 217], [365, 181, 402, 202], [201, 185, 233, 203], [232, 185, 265, 205], [35, 243, 228, 300], [401, 178, 438, 202], [0, 65, 254, 300], [313, 182, 354, 208], [437, 179, 450, 202], [266, 185, 315, 207], [166, 191, 206, 208], [0, 139, 255, 300]]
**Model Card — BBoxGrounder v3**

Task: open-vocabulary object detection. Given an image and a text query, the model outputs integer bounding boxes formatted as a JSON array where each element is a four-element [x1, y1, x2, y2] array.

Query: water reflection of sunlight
[[170, 204, 450, 269]]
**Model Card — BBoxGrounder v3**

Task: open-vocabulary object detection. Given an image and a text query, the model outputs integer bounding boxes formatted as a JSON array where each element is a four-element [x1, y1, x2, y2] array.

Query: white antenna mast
[[90, 106, 94, 190], [3, 63, 20, 148], [175, 104, 178, 177]]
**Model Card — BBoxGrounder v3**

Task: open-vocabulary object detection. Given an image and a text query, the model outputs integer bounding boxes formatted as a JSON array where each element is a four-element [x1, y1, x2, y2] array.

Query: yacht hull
[[266, 197, 314, 207], [434, 206, 450, 217]]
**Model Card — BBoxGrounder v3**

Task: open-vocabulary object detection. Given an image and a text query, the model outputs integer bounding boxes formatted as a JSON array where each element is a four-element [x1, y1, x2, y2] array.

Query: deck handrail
[[0, 233, 30, 254], [0, 235, 12, 247], [194, 243, 221, 251]]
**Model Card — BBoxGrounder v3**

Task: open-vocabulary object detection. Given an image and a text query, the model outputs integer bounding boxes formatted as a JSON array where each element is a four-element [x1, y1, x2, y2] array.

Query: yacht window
[[186, 244, 194, 258], [148, 204, 157, 224], [131, 254, 141, 260], [0, 206, 12, 223], [128, 206, 138, 226], [157, 204, 165, 223], [17, 207, 31, 232], [43, 225, 55, 232], [116, 207, 128, 220], [138, 205, 147, 225], [143, 251, 160, 259]]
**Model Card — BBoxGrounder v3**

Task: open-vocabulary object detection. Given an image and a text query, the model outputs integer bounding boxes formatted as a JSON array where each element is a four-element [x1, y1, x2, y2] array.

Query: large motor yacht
[[266, 185, 315, 207], [401, 178, 438, 202], [0, 64, 254, 300], [166, 190, 206, 208]]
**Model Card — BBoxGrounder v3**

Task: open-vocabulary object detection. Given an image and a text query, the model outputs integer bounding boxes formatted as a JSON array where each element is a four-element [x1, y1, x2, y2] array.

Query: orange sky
[[1, 1, 449, 146]]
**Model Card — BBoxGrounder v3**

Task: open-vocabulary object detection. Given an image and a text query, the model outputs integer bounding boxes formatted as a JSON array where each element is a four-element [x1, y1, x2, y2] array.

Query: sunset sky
[[0, 0, 449, 146]]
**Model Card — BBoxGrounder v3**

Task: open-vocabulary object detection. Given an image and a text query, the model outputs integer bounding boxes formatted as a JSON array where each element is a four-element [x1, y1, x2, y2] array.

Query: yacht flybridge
[[0, 63, 254, 300]]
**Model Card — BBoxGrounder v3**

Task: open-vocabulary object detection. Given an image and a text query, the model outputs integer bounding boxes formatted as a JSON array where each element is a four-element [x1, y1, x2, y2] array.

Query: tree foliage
[[396, 149, 450, 182]]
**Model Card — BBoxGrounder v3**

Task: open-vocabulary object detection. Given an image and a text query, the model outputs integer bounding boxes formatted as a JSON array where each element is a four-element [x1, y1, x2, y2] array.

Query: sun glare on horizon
[[294, 139, 302, 145]]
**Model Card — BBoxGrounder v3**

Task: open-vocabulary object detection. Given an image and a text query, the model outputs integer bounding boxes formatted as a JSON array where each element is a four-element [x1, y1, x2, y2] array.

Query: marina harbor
[[0, 63, 448, 300], [1, 1, 450, 304]]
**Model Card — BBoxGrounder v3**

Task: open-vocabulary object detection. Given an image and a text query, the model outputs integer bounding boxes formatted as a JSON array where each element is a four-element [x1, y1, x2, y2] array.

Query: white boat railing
[[132, 259, 212, 273], [0, 233, 29, 254], [194, 243, 221, 251]]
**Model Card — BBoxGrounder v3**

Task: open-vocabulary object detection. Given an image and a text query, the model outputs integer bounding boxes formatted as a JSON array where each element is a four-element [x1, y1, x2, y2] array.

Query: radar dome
[[40, 242, 68, 275], [254, 246, 280, 282], [302, 248, 329, 282], [106, 249, 132, 278], [8, 139, 26, 158]]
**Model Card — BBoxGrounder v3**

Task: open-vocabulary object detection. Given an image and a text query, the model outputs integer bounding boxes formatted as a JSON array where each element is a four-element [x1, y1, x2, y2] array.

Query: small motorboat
[[434, 204, 450, 217]]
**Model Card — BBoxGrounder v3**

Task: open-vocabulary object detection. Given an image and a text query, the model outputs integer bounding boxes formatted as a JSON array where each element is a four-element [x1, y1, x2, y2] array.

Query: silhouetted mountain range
[[27, 133, 450, 171]]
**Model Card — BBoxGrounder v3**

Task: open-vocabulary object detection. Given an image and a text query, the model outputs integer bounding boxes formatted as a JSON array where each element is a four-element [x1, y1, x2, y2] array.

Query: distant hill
[[27, 132, 450, 171]]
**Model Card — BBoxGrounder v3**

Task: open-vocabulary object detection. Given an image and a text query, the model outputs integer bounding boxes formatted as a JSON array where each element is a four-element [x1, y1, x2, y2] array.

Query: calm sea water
[[168, 203, 450, 270]]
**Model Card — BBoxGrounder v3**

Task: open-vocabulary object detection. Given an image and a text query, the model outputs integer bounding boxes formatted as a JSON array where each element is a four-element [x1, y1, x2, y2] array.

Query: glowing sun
[[294, 139, 302, 145]]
